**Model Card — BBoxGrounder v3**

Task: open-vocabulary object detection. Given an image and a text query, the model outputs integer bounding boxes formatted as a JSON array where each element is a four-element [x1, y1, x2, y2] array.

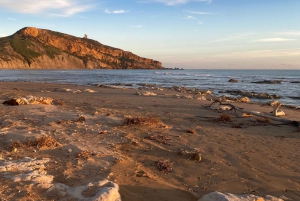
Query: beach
[[0, 81, 299, 201]]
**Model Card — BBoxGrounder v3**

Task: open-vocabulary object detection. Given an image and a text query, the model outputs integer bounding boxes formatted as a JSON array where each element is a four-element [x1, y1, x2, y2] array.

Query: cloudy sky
[[0, 0, 300, 69]]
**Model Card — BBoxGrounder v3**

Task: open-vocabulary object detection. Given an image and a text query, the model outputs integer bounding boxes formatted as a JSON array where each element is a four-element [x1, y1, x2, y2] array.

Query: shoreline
[[0, 81, 299, 200], [0, 69, 299, 108]]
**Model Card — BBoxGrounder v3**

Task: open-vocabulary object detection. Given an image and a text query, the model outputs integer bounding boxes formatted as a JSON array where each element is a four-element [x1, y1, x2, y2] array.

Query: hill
[[0, 27, 163, 69]]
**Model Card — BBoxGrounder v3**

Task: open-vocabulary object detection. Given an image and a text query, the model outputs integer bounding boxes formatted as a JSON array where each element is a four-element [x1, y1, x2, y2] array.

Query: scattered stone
[[68, 149, 72, 153], [191, 153, 202, 162], [99, 130, 108, 135], [76, 116, 86, 123], [186, 129, 196, 134], [198, 191, 284, 201]]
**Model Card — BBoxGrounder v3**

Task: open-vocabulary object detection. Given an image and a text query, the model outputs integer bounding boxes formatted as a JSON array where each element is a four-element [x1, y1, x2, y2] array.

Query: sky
[[0, 0, 300, 69]]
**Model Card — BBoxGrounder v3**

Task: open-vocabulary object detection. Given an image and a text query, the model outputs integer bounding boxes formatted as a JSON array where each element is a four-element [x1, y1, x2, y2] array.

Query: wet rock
[[251, 80, 282, 84], [290, 81, 300, 83], [198, 191, 284, 201], [228, 79, 238, 83]]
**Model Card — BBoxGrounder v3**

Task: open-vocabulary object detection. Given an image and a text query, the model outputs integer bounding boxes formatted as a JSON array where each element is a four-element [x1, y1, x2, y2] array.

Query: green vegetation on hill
[[44, 45, 61, 59], [10, 35, 41, 64]]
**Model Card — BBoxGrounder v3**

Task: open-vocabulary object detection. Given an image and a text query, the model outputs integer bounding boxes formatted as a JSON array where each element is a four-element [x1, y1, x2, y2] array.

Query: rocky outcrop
[[0, 27, 163, 69]]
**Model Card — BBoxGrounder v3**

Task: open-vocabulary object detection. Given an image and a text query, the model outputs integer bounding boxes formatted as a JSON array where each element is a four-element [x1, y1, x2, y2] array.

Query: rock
[[56, 88, 82, 93], [251, 80, 281, 84], [228, 79, 238, 83], [198, 191, 284, 201], [197, 96, 207, 101], [191, 153, 202, 161], [288, 96, 300, 100], [236, 97, 251, 103], [290, 81, 300, 83], [84, 89, 97, 93], [204, 90, 212, 95], [266, 100, 279, 106], [2, 99, 19, 105], [55, 180, 121, 201], [3, 96, 54, 105], [0, 157, 53, 186], [136, 91, 157, 96], [76, 116, 86, 122]]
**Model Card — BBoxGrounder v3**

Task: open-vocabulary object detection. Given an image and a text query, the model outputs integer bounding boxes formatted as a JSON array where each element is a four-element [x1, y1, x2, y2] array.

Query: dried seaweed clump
[[26, 136, 62, 149], [10, 140, 24, 148], [10, 136, 61, 150], [216, 114, 232, 122], [124, 116, 160, 126], [145, 135, 171, 145], [77, 150, 93, 159], [154, 160, 172, 173]]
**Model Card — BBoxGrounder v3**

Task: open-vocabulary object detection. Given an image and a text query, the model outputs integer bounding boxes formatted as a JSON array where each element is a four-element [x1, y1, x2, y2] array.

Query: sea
[[0, 69, 299, 107]]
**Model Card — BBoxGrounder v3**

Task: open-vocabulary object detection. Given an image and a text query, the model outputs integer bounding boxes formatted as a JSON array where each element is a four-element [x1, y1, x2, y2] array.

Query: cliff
[[0, 27, 163, 69]]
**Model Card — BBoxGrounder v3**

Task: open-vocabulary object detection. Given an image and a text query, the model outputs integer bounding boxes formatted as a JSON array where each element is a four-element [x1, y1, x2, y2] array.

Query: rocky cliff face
[[0, 27, 163, 69]]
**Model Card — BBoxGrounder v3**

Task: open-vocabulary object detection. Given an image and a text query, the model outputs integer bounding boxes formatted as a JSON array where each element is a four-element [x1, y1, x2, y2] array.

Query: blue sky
[[0, 0, 300, 69]]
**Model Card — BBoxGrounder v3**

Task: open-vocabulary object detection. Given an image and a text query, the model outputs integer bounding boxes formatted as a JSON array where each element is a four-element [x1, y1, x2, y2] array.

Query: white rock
[[84, 89, 97, 93], [47, 180, 121, 201], [198, 191, 284, 201], [136, 91, 157, 96]]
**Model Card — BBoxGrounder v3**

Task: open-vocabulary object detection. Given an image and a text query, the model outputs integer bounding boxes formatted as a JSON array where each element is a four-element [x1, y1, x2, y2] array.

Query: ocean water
[[0, 69, 299, 107]]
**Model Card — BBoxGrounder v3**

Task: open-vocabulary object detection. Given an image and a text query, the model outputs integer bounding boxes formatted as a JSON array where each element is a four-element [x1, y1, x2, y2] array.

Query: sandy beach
[[0, 81, 299, 201]]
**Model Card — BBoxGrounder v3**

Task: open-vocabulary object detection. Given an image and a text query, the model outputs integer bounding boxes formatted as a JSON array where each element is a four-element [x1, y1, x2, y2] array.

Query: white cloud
[[0, 0, 95, 17], [210, 33, 258, 43], [198, 21, 203, 25], [139, 0, 213, 6], [184, 15, 196, 20], [218, 49, 300, 59], [8, 17, 16, 20], [254, 38, 297, 42], [134, 25, 143, 28], [104, 9, 129, 14], [185, 10, 216, 15], [277, 31, 300, 36]]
